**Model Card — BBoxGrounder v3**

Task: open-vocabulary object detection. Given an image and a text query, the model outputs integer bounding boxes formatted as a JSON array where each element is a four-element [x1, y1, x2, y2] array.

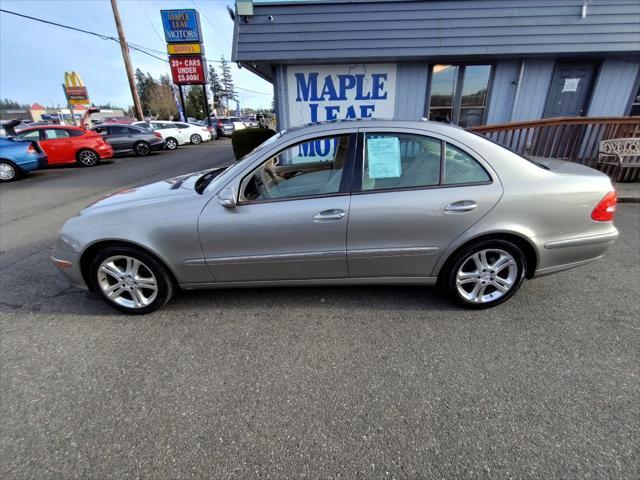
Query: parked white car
[[133, 121, 211, 150], [229, 116, 247, 131]]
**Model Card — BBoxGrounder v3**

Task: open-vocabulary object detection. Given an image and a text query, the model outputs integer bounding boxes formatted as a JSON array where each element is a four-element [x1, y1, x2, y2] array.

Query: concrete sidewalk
[[615, 183, 640, 203]]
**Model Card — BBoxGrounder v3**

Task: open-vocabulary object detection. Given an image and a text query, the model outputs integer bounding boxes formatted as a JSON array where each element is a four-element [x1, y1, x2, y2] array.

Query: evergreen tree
[[220, 56, 236, 114], [208, 64, 223, 113], [184, 86, 205, 120], [135, 68, 156, 116]]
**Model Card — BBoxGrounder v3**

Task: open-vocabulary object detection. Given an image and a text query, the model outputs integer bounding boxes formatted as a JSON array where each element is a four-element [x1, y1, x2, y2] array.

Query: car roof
[[20, 125, 85, 131], [92, 123, 139, 128]]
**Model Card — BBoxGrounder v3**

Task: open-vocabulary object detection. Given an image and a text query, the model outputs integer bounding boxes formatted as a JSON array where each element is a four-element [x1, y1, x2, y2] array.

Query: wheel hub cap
[[97, 255, 158, 309], [456, 249, 518, 304], [0, 163, 15, 180]]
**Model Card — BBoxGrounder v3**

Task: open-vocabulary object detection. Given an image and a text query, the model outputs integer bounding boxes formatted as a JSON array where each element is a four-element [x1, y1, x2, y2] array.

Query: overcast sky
[[0, 0, 274, 109]]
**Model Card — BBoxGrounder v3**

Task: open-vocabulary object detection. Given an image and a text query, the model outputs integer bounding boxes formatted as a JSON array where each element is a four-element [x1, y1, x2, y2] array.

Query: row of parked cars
[[0, 115, 219, 183]]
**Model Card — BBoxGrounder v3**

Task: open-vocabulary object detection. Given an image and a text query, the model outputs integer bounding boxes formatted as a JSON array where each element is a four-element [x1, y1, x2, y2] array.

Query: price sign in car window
[[367, 136, 401, 178]]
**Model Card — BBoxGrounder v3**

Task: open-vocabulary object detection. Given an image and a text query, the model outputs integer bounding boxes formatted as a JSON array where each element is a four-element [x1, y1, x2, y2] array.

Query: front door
[[198, 133, 357, 283], [347, 129, 502, 278], [543, 62, 596, 118], [41, 128, 75, 164]]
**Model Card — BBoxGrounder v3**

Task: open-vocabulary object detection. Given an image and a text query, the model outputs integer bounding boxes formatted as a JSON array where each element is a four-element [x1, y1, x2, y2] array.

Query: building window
[[427, 64, 492, 128], [630, 81, 640, 116]]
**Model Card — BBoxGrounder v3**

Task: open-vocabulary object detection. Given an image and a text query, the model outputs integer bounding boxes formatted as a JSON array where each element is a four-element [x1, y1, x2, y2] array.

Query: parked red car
[[14, 126, 113, 167]]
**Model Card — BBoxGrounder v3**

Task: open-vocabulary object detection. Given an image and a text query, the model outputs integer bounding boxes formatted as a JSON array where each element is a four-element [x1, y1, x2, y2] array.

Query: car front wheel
[[0, 160, 20, 182], [443, 239, 526, 309], [89, 245, 174, 314], [190, 134, 202, 144], [77, 149, 99, 167], [165, 138, 178, 150]]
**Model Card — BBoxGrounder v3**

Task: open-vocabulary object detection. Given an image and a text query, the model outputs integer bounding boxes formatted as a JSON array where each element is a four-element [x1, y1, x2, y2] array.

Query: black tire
[[133, 141, 151, 156], [165, 137, 178, 150], [88, 245, 175, 314], [0, 159, 21, 182], [190, 134, 202, 145], [442, 239, 526, 309], [76, 149, 99, 167]]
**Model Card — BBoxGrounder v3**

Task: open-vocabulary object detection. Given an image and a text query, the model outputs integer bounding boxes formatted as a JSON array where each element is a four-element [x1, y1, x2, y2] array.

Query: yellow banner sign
[[167, 43, 202, 55]]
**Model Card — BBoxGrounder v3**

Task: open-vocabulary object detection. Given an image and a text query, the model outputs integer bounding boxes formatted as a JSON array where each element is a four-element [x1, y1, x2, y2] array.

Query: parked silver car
[[52, 120, 618, 314]]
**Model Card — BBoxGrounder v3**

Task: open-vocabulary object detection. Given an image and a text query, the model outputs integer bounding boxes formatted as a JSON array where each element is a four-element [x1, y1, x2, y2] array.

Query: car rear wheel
[[190, 134, 202, 145], [442, 239, 525, 309], [77, 149, 99, 167], [165, 138, 178, 150], [89, 245, 174, 314], [134, 141, 151, 156], [0, 160, 20, 182]]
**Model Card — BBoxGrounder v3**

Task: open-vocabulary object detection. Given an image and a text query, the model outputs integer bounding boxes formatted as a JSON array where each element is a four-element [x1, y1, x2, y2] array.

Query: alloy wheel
[[166, 139, 177, 150], [190, 134, 202, 144], [455, 249, 518, 304], [135, 142, 150, 155], [0, 162, 17, 181], [79, 150, 98, 166], [97, 255, 158, 309]]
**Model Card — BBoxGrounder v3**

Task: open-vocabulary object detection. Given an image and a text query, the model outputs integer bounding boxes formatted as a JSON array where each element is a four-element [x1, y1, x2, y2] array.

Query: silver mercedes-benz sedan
[[52, 120, 619, 314]]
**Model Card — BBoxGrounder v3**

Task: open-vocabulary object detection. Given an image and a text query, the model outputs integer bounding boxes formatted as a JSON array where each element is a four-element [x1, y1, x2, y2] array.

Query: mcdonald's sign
[[63, 71, 90, 105]]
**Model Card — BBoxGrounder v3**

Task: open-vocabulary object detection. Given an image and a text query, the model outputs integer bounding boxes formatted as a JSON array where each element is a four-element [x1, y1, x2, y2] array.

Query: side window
[[126, 127, 141, 134], [239, 135, 353, 202], [110, 126, 129, 135], [93, 127, 109, 136], [444, 143, 490, 184], [174, 122, 189, 129], [44, 129, 71, 140], [17, 130, 41, 141], [67, 129, 84, 137], [362, 133, 441, 191]]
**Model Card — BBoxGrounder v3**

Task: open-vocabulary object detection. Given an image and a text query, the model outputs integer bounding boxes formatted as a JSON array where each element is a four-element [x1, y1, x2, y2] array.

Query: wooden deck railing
[[469, 116, 640, 182]]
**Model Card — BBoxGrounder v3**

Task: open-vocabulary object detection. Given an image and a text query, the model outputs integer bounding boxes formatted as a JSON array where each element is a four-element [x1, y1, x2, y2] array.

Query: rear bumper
[[534, 228, 619, 277], [97, 144, 114, 159]]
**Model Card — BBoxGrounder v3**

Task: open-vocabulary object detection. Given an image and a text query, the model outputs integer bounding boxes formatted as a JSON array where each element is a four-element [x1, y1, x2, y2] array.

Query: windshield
[[195, 130, 286, 194]]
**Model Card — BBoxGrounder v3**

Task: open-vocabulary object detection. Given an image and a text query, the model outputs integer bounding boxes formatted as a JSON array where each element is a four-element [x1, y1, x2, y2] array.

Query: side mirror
[[218, 187, 236, 208]]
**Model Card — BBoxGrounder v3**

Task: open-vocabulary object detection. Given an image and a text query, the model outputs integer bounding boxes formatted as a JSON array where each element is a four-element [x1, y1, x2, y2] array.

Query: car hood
[[81, 168, 225, 213]]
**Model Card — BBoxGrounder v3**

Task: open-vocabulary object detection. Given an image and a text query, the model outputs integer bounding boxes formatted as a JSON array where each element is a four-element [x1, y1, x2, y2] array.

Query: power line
[[191, 0, 233, 48], [0, 7, 273, 97]]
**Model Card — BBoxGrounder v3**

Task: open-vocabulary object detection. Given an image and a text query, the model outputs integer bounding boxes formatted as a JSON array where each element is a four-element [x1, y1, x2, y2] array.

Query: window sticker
[[562, 78, 580, 93], [367, 136, 401, 178]]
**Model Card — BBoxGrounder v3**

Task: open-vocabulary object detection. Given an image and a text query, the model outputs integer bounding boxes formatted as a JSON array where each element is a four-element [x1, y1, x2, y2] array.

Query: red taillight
[[217, 120, 222, 127], [591, 191, 617, 222], [27, 143, 35, 153], [154, 132, 163, 138]]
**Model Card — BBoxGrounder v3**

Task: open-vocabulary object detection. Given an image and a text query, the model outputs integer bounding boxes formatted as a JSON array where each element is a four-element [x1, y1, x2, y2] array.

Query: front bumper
[[52, 237, 87, 289]]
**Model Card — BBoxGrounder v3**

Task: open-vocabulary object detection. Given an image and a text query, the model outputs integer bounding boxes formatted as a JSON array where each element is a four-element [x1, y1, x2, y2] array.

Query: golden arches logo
[[64, 71, 85, 88]]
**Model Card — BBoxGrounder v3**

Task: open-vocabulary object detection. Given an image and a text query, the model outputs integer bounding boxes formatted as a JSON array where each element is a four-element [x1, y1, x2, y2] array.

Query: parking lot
[[1, 141, 638, 479]]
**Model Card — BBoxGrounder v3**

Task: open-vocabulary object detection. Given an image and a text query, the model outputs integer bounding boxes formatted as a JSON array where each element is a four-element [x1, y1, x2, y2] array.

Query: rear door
[[346, 128, 503, 278], [105, 126, 133, 151]]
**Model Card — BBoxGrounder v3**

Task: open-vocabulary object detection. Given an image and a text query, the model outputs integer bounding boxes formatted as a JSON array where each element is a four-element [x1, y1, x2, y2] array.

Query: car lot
[[1, 141, 638, 478]]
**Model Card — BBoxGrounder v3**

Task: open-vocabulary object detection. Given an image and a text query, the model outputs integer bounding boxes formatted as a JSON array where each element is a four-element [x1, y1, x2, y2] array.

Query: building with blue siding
[[232, 0, 640, 129]]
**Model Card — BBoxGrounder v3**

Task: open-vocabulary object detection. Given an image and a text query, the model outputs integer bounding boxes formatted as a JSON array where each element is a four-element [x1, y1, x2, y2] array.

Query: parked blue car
[[0, 136, 48, 182]]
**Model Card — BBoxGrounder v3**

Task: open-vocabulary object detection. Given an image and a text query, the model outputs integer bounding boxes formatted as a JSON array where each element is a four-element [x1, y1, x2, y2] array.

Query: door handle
[[444, 200, 478, 213], [313, 209, 346, 221]]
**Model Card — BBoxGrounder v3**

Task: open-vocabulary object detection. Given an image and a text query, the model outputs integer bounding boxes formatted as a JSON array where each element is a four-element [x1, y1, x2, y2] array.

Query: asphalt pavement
[[1, 141, 638, 479]]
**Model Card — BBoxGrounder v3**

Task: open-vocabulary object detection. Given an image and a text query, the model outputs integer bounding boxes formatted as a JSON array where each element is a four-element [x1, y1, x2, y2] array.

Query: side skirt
[[179, 276, 438, 290]]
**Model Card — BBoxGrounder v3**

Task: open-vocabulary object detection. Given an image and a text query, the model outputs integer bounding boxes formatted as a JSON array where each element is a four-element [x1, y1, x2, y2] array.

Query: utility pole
[[110, 0, 144, 120]]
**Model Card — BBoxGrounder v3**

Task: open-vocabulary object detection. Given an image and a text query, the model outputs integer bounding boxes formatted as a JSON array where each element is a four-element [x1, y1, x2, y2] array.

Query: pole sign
[[160, 9, 202, 43], [63, 71, 90, 105], [286, 64, 397, 127], [169, 56, 207, 85]]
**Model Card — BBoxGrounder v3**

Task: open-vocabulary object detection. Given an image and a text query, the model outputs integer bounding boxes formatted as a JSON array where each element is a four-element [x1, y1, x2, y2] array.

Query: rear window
[[174, 122, 190, 129], [68, 130, 84, 137], [219, 119, 232, 125]]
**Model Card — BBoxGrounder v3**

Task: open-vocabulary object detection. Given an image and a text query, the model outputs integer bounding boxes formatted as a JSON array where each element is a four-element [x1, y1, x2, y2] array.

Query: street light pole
[[110, 0, 144, 120]]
